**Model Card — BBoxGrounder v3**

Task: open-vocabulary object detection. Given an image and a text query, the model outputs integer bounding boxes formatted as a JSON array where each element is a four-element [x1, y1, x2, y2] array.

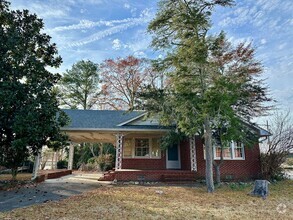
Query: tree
[[260, 111, 293, 180], [0, 1, 68, 179], [146, 0, 271, 192], [58, 60, 100, 110], [206, 33, 266, 184], [100, 56, 159, 110]]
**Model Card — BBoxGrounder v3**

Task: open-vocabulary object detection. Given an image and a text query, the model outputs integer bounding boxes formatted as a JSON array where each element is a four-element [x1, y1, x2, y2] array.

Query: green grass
[[0, 180, 292, 219]]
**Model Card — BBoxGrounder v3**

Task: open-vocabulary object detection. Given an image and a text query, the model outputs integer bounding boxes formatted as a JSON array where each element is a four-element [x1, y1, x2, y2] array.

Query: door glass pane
[[168, 144, 178, 161]]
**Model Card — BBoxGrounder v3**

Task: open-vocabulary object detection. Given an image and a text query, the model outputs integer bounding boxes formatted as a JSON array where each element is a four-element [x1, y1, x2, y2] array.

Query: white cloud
[[80, 8, 87, 14], [112, 39, 122, 50], [62, 18, 146, 49], [60, 9, 154, 49], [124, 3, 130, 9], [11, 2, 70, 19], [134, 51, 146, 58], [260, 39, 267, 45], [278, 43, 286, 50], [49, 18, 137, 32]]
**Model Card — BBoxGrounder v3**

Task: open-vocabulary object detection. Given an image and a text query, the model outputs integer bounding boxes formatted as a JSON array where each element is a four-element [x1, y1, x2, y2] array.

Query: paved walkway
[[0, 173, 109, 212]]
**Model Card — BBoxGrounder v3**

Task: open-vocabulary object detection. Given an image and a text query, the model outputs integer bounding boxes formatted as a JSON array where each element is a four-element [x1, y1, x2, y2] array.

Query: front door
[[166, 144, 181, 169]]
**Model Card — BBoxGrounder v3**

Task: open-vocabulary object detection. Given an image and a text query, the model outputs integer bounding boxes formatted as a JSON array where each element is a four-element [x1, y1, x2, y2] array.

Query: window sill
[[122, 157, 161, 159], [214, 158, 245, 161]]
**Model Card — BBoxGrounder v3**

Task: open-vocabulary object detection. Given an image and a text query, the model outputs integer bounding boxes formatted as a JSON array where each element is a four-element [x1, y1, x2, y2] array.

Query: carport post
[[115, 133, 124, 170], [32, 150, 41, 180], [68, 143, 74, 170]]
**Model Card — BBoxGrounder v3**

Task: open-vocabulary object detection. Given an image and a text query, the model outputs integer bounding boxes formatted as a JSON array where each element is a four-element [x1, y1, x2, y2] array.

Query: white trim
[[189, 136, 197, 171], [61, 127, 170, 132], [115, 133, 124, 170], [116, 112, 147, 126], [68, 144, 74, 170]]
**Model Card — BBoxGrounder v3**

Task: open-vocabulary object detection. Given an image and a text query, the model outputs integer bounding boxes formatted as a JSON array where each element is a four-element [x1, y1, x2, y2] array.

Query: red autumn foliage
[[100, 56, 159, 110]]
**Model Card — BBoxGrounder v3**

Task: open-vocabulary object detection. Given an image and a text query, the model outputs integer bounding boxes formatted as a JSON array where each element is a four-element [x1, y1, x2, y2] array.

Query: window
[[123, 138, 132, 158], [135, 139, 150, 157], [151, 138, 161, 158], [215, 145, 232, 159], [233, 142, 244, 159], [204, 141, 245, 160], [122, 137, 161, 159]]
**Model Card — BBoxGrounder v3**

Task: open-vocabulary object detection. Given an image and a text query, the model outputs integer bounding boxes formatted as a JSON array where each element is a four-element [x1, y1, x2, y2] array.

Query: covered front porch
[[61, 109, 198, 182], [64, 129, 198, 182]]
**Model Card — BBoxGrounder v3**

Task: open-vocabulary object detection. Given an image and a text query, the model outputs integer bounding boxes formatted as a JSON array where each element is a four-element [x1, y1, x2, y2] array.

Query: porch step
[[161, 173, 196, 182], [98, 171, 116, 181]]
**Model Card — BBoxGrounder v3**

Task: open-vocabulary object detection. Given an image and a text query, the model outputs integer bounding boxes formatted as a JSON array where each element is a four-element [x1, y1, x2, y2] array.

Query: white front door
[[166, 144, 181, 169]]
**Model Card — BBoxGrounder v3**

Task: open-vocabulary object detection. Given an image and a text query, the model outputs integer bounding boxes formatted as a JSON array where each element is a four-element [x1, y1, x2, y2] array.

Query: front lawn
[[0, 180, 292, 219], [0, 173, 32, 191], [0, 173, 32, 181]]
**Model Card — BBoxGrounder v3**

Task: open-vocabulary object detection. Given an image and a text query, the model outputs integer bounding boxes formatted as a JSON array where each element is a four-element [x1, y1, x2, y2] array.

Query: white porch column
[[115, 133, 124, 170], [32, 151, 41, 180], [68, 143, 74, 170], [189, 136, 197, 171]]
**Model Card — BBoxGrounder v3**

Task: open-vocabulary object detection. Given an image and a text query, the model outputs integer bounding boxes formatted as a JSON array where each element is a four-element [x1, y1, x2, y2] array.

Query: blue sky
[[11, 0, 293, 119]]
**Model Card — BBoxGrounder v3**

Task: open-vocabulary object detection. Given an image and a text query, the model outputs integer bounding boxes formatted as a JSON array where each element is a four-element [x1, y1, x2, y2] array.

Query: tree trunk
[[89, 144, 97, 157], [204, 117, 215, 193], [250, 180, 269, 199], [11, 167, 18, 180], [213, 144, 224, 185], [214, 164, 221, 185]]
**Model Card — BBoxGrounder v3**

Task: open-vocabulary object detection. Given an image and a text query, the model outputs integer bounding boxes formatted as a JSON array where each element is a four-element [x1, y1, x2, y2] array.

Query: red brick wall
[[122, 151, 166, 170], [121, 136, 261, 180], [115, 170, 195, 181], [180, 139, 191, 170], [194, 136, 261, 180]]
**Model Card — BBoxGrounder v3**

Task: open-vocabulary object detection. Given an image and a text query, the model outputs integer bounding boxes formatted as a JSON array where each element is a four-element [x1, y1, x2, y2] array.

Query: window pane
[[151, 138, 161, 158], [123, 138, 132, 157], [223, 147, 232, 158], [135, 139, 149, 157], [234, 142, 244, 158], [215, 145, 232, 159]]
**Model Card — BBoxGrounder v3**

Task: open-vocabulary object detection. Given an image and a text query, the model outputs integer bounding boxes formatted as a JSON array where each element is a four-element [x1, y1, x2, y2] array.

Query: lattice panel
[[189, 136, 197, 171]]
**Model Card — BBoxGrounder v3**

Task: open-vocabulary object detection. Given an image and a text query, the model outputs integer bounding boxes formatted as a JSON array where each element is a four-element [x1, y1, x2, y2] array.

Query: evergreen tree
[[0, 1, 68, 178], [58, 60, 100, 110], [146, 0, 271, 192]]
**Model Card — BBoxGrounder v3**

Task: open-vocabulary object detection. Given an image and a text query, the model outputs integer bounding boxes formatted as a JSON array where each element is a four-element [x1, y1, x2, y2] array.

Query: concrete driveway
[[0, 173, 110, 212]]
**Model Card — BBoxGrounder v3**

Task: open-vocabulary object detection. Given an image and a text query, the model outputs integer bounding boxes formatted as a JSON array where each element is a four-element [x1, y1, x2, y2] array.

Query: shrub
[[260, 152, 287, 180], [57, 160, 68, 169], [96, 154, 115, 171]]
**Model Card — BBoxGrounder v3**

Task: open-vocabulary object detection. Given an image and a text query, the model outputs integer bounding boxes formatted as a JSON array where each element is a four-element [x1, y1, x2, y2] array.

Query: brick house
[[62, 109, 270, 182]]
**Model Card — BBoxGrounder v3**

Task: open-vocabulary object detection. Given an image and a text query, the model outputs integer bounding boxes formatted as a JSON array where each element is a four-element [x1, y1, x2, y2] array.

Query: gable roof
[[62, 109, 270, 136], [62, 109, 170, 131]]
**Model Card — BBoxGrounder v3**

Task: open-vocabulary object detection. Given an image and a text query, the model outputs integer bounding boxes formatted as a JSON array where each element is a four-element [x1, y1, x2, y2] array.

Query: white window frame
[[122, 137, 161, 159], [204, 141, 245, 160]]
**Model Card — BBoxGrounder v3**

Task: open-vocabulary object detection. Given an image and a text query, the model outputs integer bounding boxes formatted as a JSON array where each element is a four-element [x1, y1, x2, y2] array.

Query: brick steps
[[98, 170, 116, 181]]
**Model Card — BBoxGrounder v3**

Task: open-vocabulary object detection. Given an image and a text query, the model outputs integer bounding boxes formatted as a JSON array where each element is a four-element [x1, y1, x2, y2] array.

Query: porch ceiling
[[64, 130, 167, 144]]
